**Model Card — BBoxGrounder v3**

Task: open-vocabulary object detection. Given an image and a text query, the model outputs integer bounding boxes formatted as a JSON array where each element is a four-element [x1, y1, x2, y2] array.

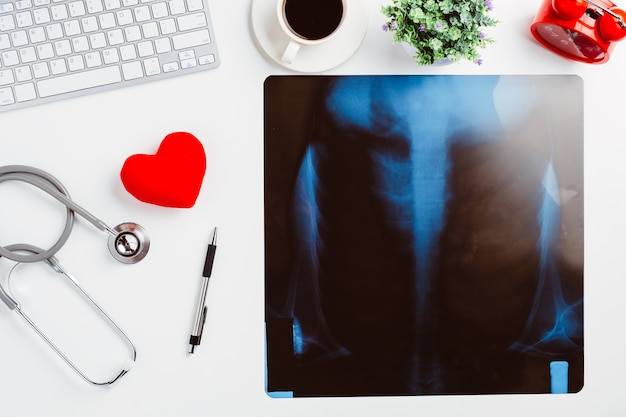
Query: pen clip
[[198, 306, 208, 342]]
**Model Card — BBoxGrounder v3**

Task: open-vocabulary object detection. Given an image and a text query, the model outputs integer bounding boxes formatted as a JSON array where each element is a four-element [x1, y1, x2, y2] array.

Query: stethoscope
[[0, 165, 146, 385]]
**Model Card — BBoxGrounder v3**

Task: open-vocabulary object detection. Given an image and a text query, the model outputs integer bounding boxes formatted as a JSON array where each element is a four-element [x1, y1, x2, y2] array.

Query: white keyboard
[[0, 0, 219, 112]]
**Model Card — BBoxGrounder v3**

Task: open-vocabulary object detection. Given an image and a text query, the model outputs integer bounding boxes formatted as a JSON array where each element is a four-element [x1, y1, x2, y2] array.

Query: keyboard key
[[49, 58, 68, 74], [63, 19, 81, 36], [198, 54, 214, 65], [124, 25, 141, 41], [32, 62, 50, 78], [105, 0, 122, 10], [50, 4, 69, 21], [28, 27, 46, 43], [119, 44, 136, 60], [102, 47, 119, 63], [33, 8, 51, 24], [19, 46, 37, 63], [15, 82, 36, 102], [178, 49, 193, 60], [0, 87, 15, 105], [72, 36, 89, 52], [134, 5, 150, 22], [15, 65, 32, 81], [16, 12, 34, 28], [81, 16, 99, 32], [186, 0, 202, 12], [168, 0, 185, 15], [84, 51, 102, 67], [0, 4, 15, 13], [54, 39, 71, 55], [86, 0, 104, 13], [0, 15, 16, 31], [99, 12, 115, 29], [121, 60, 142, 79], [180, 57, 195, 68], [143, 56, 159, 75], [67, 54, 85, 71], [89, 32, 106, 48], [37, 65, 121, 97], [162, 61, 177, 72], [46, 23, 64, 39], [154, 37, 170, 53], [0, 34, 10, 49], [142, 21, 158, 37], [177, 12, 206, 31], [2, 50, 19, 66], [68, 1, 87, 17], [36, 43, 54, 59], [172, 28, 209, 50], [0, 69, 15, 86], [151, 2, 168, 18], [159, 18, 175, 34], [137, 40, 153, 57], [107, 28, 124, 45], [116, 9, 133, 25], [11, 30, 29, 47], [20, 2, 36, 10]]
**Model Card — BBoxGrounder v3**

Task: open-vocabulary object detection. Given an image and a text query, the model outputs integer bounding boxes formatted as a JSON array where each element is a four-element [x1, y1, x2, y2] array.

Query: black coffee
[[284, 0, 344, 41]]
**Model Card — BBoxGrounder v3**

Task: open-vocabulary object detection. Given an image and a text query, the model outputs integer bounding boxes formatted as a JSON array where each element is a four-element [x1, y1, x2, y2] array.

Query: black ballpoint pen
[[189, 227, 217, 353]]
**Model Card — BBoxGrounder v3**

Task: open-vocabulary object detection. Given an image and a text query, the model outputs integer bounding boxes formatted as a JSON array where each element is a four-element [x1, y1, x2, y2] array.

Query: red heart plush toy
[[121, 132, 206, 208]]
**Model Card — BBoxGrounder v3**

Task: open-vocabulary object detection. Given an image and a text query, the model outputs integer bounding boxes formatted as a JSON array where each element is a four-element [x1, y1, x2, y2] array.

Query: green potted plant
[[381, 0, 499, 65]]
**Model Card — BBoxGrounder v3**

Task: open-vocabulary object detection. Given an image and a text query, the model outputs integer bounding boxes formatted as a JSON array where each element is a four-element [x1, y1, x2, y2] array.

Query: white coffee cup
[[277, 0, 347, 64]]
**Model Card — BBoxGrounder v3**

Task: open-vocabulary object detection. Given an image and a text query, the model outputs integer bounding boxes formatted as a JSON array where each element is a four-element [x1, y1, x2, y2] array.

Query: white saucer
[[251, 0, 369, 73]]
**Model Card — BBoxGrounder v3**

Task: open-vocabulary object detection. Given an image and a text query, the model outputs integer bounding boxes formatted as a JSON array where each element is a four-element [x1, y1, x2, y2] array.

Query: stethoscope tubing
[[0, 165, 115, 263]]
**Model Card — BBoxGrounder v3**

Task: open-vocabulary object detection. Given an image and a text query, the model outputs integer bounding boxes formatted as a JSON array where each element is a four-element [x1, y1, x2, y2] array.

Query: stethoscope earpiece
[[107, 223, 150, 264]]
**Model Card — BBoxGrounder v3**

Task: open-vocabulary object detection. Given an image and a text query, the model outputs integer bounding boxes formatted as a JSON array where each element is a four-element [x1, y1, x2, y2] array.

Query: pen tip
[[211, 227, 217, 244]]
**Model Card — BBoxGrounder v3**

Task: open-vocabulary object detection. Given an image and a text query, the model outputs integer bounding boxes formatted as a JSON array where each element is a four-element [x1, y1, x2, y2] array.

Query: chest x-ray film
[[264, 75, 583, 397]]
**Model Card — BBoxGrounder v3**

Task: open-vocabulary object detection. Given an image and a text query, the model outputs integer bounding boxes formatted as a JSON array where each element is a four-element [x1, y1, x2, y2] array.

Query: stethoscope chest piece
[[108, 223, 150, 264]]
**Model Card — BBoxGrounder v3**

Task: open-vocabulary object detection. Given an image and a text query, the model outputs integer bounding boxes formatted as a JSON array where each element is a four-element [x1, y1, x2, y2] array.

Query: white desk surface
[[0, 0, 624, 416]]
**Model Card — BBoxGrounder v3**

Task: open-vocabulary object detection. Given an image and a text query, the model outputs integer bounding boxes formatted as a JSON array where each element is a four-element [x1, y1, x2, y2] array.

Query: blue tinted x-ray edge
[[550, 360, 569, 394], [267, 391, 294, 399]]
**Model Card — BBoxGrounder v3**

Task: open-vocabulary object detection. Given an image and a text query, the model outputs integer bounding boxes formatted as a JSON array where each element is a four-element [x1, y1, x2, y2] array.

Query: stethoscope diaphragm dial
[[107, 223, 150, 264]]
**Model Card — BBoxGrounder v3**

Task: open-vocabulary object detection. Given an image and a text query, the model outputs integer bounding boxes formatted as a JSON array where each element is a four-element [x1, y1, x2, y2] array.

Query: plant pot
[[401, 42, 454, 66]]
